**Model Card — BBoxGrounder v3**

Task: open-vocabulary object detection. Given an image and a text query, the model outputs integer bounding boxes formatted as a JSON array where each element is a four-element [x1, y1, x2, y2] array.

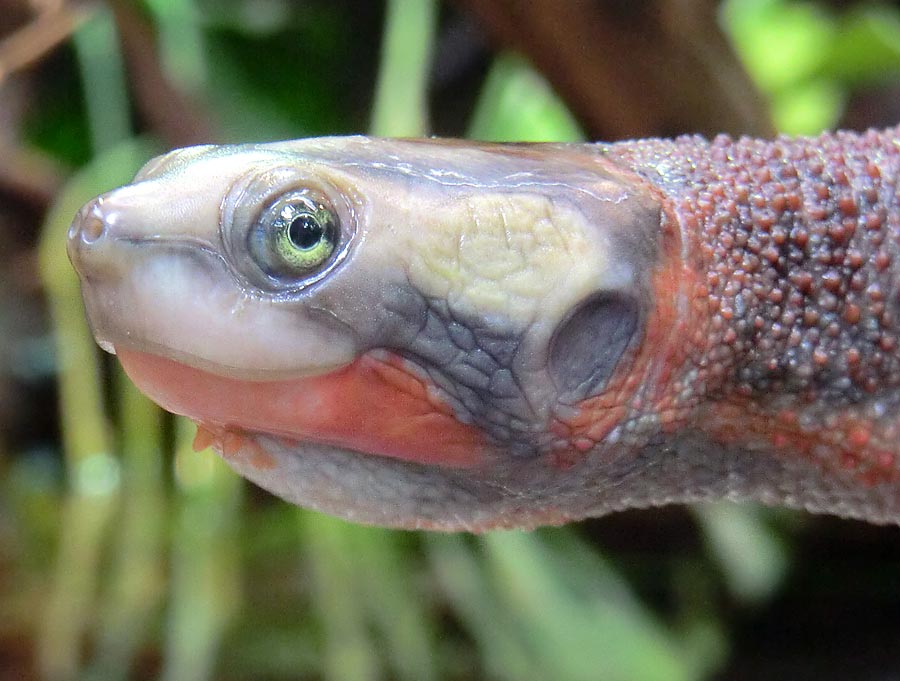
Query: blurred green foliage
[[9, 0, 899, 680], [723, 0, 900, 133]]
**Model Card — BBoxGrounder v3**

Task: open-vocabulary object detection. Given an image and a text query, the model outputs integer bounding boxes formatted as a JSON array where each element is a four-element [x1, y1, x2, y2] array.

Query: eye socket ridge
[[221, 165, 356, 293]]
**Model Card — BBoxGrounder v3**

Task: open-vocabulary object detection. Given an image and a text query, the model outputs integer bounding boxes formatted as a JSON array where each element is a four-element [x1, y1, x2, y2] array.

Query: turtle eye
[[222, 165, 356, 293], [249, 191, 339, 279]]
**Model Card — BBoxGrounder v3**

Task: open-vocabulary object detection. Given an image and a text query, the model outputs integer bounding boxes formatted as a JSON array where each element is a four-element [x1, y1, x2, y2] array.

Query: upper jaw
[[68, 185, 359, 381]]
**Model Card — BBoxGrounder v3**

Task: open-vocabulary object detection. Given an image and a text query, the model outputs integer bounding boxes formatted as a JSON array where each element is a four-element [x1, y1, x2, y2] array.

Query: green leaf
[[481, 530, 693, 681], [770, 77, 844, 134], [722, 0, 835, 93], [468, 53, 583, 143], [827, 5, 900, 84], [693, 504, 790, 605]]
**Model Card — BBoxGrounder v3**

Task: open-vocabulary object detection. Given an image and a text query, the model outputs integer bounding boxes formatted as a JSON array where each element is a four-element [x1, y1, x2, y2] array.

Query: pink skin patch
[[117, 349, 486, 467]]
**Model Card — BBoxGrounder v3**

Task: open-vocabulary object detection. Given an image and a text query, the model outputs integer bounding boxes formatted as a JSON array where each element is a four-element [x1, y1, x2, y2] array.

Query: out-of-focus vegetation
[[724, 0, 900, 133], [1, 1, 900, 679]]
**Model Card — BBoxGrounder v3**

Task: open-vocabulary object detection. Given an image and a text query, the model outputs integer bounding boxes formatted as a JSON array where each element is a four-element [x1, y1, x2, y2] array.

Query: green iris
[[272, 201, 336, 271], [244, 188, 342, 285]]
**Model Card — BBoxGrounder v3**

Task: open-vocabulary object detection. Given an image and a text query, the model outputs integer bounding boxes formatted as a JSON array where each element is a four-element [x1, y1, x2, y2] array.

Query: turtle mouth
[[116, 347, 491, 468], [115, 347, 553, 531]]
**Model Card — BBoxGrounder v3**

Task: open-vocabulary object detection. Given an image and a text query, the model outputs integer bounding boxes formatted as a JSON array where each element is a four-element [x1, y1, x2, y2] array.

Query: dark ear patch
[[548, 294, 639, 401]]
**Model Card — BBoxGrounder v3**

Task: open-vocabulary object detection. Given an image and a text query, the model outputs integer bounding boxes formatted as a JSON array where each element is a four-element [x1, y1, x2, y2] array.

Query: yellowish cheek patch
[[407, 194, 605, 323]]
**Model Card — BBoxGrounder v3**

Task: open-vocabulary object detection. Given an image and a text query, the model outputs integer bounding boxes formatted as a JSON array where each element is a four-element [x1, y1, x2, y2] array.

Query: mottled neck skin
[[604, 128, 900, 491]]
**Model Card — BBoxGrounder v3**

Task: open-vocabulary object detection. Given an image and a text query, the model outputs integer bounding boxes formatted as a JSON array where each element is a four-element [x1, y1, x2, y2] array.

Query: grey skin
[[68, 135, 900, 530]]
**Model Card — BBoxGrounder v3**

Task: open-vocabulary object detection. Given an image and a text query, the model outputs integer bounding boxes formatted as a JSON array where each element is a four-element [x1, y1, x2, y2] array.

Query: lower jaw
[[116, 348, 487, 467]]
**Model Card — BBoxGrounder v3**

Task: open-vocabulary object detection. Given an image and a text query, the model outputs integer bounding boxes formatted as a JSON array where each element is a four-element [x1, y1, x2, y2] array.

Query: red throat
[[117, 349, 486, 467]]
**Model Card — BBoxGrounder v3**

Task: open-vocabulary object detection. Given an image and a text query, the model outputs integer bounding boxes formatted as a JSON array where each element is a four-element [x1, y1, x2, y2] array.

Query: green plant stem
[[84, 371, 166, 681], [300, 513, 382, 681], [144, 0, 207, 92], [349, 528, 438, 681], [72, 6, 131, 153], [36, 139, 156, 681], [370, 0, 438, 137], [161, 419, 242, 681]]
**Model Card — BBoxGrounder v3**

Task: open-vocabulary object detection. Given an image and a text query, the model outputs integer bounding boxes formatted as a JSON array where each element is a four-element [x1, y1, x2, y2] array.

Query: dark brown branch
[[0, 2, 92, 83], [0, 142, 66, 208], [456, 0, 774, 140]]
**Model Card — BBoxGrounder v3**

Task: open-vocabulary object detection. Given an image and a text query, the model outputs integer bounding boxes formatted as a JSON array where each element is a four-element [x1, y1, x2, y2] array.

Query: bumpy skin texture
[[67, 131, 900, 530], [600, 129, 900, 489]]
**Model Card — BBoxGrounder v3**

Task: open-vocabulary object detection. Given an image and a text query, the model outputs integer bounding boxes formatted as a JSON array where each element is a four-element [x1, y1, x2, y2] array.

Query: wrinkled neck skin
[[68, 131, 900, 531]]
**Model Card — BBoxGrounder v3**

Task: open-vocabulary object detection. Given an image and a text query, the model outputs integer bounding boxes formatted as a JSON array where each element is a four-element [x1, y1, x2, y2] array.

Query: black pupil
[[288, 213, 323, 249]]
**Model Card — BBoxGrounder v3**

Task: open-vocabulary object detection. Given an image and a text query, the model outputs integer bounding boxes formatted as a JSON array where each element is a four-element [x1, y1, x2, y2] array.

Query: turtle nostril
[[68, 198, 108, 246], [80, 213, 105, 243]]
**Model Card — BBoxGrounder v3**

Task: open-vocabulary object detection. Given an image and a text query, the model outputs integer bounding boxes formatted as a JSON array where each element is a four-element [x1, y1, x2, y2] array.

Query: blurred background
[[3, 0, 900, 679]]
